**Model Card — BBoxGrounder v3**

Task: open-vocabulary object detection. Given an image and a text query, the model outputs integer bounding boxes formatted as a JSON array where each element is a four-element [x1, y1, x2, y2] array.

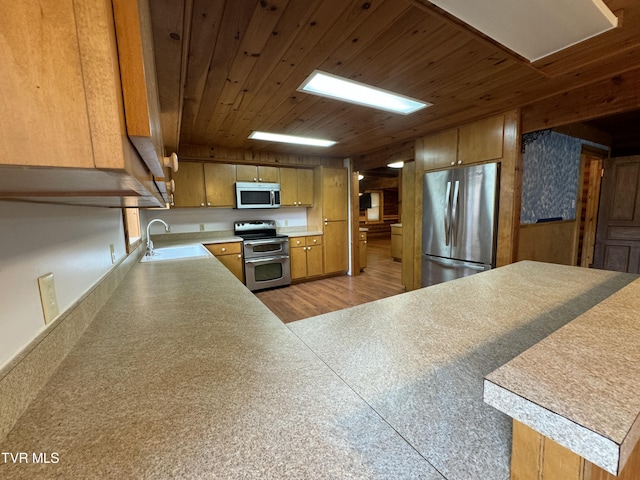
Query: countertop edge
[[483, 379, 620, 475]]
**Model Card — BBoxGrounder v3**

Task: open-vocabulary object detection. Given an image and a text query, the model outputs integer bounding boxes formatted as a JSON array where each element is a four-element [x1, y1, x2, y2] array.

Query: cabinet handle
[[237, 254, 242, 258], [450, 161, 455, 166], [221, 247, 226, 252], [166, 179, 175, 193], [364, 241, 367, 244], [313, 239, 317, 243], [259, 177, 263, 182], [457, 160, 462, 165], [308, 247, 311, 251], [303, 247, 307, 251], [207, 202, 211, 206], [163, 152, 179, 173], [296, 240, 301, 245], [253, 177, 257, 182], [200, 202, 205, 207]]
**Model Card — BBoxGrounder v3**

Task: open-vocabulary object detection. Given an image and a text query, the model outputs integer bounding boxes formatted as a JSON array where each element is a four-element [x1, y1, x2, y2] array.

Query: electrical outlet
[[38, 273, 59, 325], [200, 223, 205, 232], [110, 244, 116, 264]]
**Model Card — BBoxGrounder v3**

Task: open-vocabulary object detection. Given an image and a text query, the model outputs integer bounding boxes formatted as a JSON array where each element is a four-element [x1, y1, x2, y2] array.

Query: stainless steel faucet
[[145, 219, 170, 256]]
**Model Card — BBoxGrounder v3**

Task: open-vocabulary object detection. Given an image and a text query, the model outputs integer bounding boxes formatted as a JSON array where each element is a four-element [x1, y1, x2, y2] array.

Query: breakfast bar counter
[[0, 259, 637, 479]]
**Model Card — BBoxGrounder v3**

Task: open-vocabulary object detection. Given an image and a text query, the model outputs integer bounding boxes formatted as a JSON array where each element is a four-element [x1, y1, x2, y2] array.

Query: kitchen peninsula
[[0, 255, 637, 479]]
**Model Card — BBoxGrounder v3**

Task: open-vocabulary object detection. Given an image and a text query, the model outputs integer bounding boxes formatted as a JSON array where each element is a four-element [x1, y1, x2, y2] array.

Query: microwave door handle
[[270, 190, 274, 206]]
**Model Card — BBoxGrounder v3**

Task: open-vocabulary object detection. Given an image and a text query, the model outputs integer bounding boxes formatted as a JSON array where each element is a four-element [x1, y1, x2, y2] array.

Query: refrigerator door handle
[[451, 180, 460, 246], [444, 181, 452, 246]]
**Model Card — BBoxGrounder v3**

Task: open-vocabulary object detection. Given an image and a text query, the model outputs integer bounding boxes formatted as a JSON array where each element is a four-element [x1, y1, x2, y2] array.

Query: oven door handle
[[245, 255, 289, 264], [244, 238, 288, 247]]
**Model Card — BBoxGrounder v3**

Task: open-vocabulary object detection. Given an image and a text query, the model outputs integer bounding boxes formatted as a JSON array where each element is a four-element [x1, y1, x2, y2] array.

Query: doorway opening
[[575, 146, 606, 267]]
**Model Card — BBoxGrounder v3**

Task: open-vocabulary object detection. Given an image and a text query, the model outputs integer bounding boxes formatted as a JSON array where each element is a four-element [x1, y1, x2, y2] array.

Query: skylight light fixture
[[248, 131, 336, 147], [298, 70, 431, 115]]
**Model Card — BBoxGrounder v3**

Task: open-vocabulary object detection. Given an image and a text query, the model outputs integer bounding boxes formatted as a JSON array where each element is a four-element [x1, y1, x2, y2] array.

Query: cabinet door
[[290, 246, 308, 280], [217, 254, 244, 282], [324, 220, 348, 274], [172, 162, 205, 207], [236, 165, 258, 182], [1, 0, 95, 169], [306, 245, 324, 277], [279, 168, 298, 206], [204, 163, 236, 207], [258, 166, 279, 183], [421, 129, 458, 171], [322, 167, 349, 221], [297, 169, 315, 206], [359, 232, 367, 269], [458, 115, 504, 164]]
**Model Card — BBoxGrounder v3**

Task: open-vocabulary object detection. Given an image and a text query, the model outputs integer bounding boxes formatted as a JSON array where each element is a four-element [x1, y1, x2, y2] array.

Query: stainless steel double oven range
[[234, 220, 291, 291]]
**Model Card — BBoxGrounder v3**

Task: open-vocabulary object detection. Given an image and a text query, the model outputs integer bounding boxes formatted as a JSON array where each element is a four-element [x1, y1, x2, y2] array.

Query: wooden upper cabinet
[[421, 129, 459, 170], [112, 0, 165, 179], [172, 162, 205, 207], [204, 163, 236, 207], [236, 165, 279, 183], [172, 162, 236, 207], [280, 168, 314, 206], [458, 115, 504, 164], [322, 167, 349, 221], [0, 0, 165, 207]]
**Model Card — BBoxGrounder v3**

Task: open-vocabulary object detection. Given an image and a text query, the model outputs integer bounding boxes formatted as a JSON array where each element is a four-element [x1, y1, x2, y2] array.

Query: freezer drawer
[[421, 255, 491, 288]]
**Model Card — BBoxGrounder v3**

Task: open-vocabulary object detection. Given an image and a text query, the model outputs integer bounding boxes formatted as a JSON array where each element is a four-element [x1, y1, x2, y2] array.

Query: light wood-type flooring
[[254, 235, 405, 323]]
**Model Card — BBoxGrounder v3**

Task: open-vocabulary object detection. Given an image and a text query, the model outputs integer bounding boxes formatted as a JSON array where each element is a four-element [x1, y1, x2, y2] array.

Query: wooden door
[[593, 156, 640, 273], [306, 245, 324, 277], [297, 169, 315, 206], [257, 166, 279, 183], [204, 163, 235, 207], [457, 114, 504, 165], [322, 167, 348, 221], [236, 165, 258, 182], [172, 162, 205, 207], [324, 220, 348, 274], [289, 245, 308, 279], [279, 168, 298, 206], [420, 129, 458, 171], [576, 152, 604, 267]]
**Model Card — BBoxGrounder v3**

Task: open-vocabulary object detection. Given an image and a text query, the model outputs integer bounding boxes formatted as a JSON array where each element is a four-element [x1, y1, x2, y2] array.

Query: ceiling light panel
[[248, 131, 336, 147], [428, 0, 617, 62], [298, 71, 431, 115]]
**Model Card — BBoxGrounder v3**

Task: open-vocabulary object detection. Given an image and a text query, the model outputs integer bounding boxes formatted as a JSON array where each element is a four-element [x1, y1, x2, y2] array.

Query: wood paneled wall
[[517, 221, 578, 266], [178, 143, 344, 168]]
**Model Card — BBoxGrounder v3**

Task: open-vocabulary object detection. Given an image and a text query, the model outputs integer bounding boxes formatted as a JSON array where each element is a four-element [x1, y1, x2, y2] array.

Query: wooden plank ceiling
[[150, 0, 640, 160]]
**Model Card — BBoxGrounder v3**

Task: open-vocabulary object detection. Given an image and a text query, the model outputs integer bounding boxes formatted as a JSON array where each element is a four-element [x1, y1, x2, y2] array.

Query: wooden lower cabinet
[[324, 221, 348, 274], [511, 420, 640, 480], [204, 242, 244, 282], [290, 235, 323, 280], [359, 231, 367, 270]]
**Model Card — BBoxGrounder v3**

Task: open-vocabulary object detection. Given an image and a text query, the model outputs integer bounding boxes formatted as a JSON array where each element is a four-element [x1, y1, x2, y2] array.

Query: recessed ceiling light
[[387, 161, 404, 169], [298, 70, 431, 115], [248, 131, 336, 147]]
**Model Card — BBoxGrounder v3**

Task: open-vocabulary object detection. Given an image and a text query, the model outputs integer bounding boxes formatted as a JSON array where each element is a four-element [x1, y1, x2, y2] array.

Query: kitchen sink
[[140, 244, 213, 262]]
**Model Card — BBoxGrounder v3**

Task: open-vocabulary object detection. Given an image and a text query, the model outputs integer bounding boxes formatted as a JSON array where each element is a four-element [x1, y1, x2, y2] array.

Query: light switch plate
[[38, 273, 59, 325]]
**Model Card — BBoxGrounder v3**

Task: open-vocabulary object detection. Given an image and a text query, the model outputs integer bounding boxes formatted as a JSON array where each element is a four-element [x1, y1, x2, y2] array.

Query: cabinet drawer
[[205, 242, 241, 256], [290, 236, 306, 248], [306, 235, 322, 246]]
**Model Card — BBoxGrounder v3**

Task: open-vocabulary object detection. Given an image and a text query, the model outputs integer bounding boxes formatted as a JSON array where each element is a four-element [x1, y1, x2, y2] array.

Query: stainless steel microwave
[[235, 182, 281, 209]]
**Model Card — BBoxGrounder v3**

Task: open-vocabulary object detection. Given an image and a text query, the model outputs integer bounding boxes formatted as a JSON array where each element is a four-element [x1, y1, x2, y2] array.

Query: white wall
[[0, 201, 126, 368], [140, 207, 308, 235]]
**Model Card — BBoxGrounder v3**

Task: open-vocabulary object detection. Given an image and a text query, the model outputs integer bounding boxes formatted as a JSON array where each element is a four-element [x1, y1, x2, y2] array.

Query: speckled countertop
[[0, 260, 636, 479], [484, 278, 640, 476]]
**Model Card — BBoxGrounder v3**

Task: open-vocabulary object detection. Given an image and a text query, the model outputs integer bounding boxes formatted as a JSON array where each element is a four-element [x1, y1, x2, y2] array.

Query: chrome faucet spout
[[146, 219, 170, 256]]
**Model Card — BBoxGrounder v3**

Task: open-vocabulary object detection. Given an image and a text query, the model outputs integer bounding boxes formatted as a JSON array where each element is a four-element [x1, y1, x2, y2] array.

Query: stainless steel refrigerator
[[421, 162, 500, 287]]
